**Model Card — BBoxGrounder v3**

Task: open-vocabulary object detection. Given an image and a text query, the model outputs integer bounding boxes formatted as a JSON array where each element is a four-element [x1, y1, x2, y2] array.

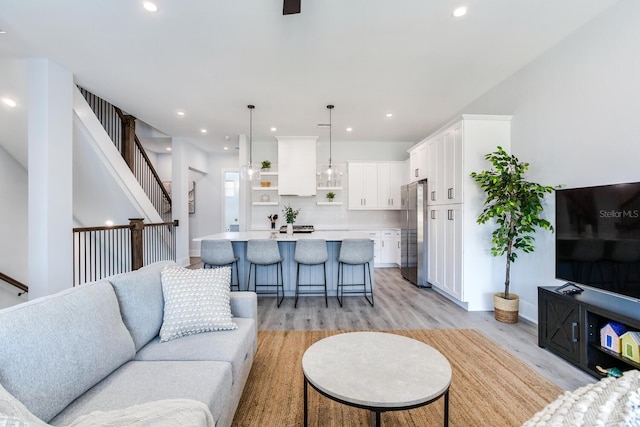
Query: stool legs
[[294, 262, 328, 308], [337, 261, 374, 307], [247, 261, 284, 307]]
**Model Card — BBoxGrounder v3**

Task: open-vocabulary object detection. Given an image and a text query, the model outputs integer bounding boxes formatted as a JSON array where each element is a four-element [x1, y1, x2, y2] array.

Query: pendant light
[[244, 104, 260, 181], [325, 104, 334, 178]]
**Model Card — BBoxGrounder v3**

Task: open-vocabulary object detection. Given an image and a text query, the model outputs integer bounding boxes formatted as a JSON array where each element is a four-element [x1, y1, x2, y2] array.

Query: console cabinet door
[[538, 289, 582, 364]]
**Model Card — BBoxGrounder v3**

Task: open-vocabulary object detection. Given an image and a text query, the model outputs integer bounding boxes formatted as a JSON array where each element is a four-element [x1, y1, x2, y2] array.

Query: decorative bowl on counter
[[260, 181, 271, 187]]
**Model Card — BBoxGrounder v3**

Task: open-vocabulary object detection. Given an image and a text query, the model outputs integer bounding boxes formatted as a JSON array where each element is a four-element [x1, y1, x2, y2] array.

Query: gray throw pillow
[[159, 266, 237, 342]]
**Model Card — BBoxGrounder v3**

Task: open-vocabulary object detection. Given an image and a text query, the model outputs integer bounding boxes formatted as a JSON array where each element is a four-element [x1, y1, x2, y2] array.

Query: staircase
[[78, 87, 171, 221]]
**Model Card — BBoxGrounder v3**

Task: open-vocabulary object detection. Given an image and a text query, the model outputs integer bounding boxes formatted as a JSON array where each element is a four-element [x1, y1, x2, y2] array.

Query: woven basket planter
[[493, 292, 519, 323]]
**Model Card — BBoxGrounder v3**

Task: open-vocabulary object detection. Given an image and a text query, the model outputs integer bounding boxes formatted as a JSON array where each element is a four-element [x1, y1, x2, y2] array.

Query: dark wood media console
[[538, 286, 640, 377]]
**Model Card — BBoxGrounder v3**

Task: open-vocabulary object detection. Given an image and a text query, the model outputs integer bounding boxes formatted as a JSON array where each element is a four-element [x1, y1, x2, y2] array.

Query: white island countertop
[[193, 230, 371, 242]]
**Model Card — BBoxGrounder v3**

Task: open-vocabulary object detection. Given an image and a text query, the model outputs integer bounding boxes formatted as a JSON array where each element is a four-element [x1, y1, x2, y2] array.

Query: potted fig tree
[[470, 146, 555, 323]]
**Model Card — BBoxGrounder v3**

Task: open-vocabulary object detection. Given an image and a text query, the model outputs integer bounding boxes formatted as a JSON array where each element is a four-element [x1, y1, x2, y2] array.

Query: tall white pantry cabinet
[[411, 114, 512, 311]]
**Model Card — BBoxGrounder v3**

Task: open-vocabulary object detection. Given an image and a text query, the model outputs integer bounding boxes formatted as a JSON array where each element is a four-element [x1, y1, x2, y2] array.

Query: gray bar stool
[[200, 239, 240, 291], [337, 238, 374, 307], [247, 239, 284, 307], [294, 239, 329, 308]]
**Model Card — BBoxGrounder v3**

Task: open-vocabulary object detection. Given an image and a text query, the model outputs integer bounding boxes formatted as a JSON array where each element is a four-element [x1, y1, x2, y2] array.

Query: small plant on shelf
[[260, 160, 271, 171], [326, 191, 336, 202], [282, 204, 300, 224]]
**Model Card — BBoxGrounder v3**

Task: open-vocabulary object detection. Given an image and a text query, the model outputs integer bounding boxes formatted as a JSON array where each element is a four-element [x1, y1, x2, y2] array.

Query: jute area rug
[[232, 329, 562, 426]]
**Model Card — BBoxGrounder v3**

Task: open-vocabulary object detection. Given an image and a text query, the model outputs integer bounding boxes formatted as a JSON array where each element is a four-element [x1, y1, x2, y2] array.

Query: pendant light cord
[[248, 105, 255, 165], [327, 104, 334, 170]]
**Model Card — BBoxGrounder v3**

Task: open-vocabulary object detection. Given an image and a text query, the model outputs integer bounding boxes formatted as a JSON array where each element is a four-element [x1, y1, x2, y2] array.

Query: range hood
[[277, 136, 318, 197]]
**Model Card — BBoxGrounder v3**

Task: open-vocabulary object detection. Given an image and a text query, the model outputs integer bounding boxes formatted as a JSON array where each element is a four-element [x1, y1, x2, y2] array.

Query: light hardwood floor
[[190, 259, 595, 391]]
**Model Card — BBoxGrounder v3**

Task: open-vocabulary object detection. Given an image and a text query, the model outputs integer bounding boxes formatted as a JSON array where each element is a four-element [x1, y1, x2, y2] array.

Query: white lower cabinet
[[357, 229, 399, 267], [379, 229, 398, 266], [427, 205, 462, 300]]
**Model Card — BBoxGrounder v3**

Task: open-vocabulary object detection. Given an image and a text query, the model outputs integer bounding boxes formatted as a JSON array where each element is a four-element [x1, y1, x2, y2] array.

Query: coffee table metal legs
[[370, 410, 381, 426], [444, 389, 449, 426], [304, 375, 449, 426], [304, 376, 308, 427]]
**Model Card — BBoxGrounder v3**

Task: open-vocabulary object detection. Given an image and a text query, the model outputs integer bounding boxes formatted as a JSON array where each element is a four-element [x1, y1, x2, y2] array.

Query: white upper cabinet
[[348, 162, 404, 210], [348, 162, 378, 209], [277, 136, 317, 196], [443, 121, 463, 204], [427, 115, 510, 207], [427, 134, 444, 204], [408, 142, 427, 182], [377, 162, 404, 210]]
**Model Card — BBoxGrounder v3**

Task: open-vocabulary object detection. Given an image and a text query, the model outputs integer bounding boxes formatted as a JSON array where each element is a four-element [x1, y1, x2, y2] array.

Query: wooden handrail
[[134, 135, 172, 204], [0, 272, 28, 295], [111, 106, 171, 206]]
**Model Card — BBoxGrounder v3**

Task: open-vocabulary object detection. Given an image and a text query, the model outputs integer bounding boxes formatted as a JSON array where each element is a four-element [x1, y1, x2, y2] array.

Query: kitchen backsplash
[[250, 196, 401, 231]]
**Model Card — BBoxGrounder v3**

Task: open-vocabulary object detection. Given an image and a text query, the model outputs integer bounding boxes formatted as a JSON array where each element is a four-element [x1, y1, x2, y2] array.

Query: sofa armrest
[[230, 292, 257, 320]]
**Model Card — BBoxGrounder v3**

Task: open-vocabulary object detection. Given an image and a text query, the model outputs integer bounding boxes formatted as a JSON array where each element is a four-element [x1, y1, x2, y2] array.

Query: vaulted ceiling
[[0, 0, 620, 163]]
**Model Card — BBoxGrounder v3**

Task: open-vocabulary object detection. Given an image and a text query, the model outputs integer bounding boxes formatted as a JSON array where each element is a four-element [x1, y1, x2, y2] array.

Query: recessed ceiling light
[[2, 98, 17, 107], [346, 127, 353, 132], [143, 1, 158, 12], [166, 147, 172, 151], [270, 127, 277, 132], [452, 6, 467, 17], [385, 113, 393, 118], [224, 147, 229, 150], [177, 111, 185, 116], [201, 129, 207, 134]]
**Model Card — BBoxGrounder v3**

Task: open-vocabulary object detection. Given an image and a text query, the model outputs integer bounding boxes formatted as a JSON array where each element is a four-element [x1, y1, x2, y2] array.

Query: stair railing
[[73, 219, 179, 286], [78, 87, 171, 219], [0, 272, 28, 296]]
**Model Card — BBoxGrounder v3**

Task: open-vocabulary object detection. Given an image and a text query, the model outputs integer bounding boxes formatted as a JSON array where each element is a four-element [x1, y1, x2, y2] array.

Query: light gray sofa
[[0, 261, 257, 427]]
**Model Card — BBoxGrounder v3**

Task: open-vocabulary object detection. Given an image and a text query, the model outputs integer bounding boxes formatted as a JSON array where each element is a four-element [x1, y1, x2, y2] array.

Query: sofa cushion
[[136, 317, 256, 382], [0, 281, 135, 423], [49, 361, 232, 426], [108, 260, 177, 351], [159, 266, 237, 342]]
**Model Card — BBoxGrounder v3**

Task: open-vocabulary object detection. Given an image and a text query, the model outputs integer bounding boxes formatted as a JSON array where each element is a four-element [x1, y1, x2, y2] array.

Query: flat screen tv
[[556, 182, 640, 300]]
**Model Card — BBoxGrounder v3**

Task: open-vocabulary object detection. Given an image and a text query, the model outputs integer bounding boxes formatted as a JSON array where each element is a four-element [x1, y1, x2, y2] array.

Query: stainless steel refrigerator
[[400, 180, 429, 287]]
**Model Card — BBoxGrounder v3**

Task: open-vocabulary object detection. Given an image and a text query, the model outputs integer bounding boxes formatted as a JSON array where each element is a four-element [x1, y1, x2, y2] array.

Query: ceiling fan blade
[[283, 0, 301, 15]]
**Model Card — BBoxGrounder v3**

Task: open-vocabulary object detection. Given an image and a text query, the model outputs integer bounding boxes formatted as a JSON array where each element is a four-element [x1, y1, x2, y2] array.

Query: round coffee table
[[302, 332, 452, 426]]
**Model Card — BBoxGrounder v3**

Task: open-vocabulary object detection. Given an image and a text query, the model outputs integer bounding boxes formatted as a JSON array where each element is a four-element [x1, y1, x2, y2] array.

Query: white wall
[[0, 145, 29, 308], [459, 0, 640, 321]]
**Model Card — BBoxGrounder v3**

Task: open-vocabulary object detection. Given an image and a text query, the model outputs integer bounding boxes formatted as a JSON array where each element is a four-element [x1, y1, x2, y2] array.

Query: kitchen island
[[194, 231, 374, 298]]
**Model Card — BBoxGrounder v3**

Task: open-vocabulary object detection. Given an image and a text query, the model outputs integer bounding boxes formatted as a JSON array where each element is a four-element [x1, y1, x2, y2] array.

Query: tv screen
[[556, 182, 640, 300]]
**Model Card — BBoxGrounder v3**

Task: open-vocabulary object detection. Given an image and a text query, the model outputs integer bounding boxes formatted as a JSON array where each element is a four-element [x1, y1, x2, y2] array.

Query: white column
[[171, 138, 190, 266], [27, 59, 74, 299]]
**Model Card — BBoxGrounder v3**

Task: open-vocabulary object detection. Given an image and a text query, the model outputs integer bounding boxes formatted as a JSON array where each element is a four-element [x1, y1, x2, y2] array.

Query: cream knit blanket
[[523, 369, 640, 426]]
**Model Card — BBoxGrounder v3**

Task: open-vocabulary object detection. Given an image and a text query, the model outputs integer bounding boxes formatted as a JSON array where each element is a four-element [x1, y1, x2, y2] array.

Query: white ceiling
[[0, 0, 620, 162]]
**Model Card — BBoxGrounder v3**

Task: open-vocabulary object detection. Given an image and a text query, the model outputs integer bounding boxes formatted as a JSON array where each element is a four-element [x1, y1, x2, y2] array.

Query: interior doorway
[[223, 170, 240, 232]]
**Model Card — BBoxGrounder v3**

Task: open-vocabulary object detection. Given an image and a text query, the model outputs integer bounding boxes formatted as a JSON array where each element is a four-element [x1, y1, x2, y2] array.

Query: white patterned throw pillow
[[159, 266, 237, 342]]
